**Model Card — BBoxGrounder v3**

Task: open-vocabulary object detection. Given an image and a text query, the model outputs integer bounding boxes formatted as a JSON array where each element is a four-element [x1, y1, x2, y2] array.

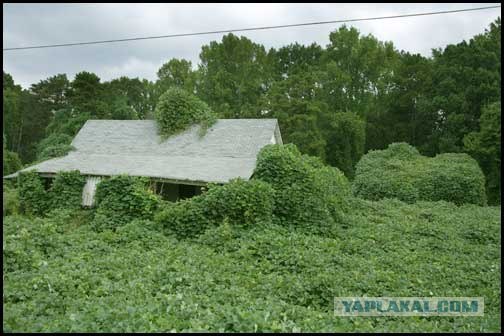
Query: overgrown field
[[3, 199, 501, 332]]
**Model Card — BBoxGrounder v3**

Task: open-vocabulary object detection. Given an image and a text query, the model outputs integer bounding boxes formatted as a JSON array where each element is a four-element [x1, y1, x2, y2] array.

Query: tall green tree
[[198, 33, 273, 118], [67, 71, 104, 117], [29, 74, 70, 114], [464, 101, 501, 204], [157, 59, 196, 94], [323, 112, 366, 178], [321, 25, 399, 119], [417, 18, 501, 155]]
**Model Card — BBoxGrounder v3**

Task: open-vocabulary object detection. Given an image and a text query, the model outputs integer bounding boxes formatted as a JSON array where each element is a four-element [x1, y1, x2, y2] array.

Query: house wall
[[82, 176, 101, 207]]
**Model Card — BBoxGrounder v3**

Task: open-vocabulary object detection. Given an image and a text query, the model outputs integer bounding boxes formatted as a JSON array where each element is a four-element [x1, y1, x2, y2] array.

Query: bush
[[3, 150, 22, 176], [417, 153, 487, 206], [48, 170, 86, 210], [36, 133, 75, 162], [92, 175, 160, 231], [154, 87, 217, 139], [154, 194, 209, 238], [155, 179, 275, 238], [3, 185, 20, 216], [17, 170, 47, 216], [3, 133, 22, 176], [203, 179, 275, 229], [253, 144, 349, 234], [353, 142, 487, 205]]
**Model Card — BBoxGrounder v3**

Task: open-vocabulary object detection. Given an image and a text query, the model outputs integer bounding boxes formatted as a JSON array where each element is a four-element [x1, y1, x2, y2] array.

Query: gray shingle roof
[[5, 119, 282, 184]]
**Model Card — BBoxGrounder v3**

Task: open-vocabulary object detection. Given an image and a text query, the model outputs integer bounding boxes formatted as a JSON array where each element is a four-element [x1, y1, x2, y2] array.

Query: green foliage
[[253, 144, 349, 234], [155, 179, 275, 238], [324, 112, 366, 178], [47, 170, 86, 211], [154, 195, 209, 238], [2, 199, 501, 332], [3, 184, 20, 216], [45, 109, 91, 137], [17, 170, 48, 217], [157, 58, 196, 93], [154, 87, 217, 138], [198, 33, 273, 118], [16, 170, 88, 216], [35, 132, 76, 161], [353, 142, 487, 205], [67, 71, 104, 115], [464, 101, 501, 204], [3, 149, 22, 176], [202, 178, 275, 229], [93, 175, 160, 231]]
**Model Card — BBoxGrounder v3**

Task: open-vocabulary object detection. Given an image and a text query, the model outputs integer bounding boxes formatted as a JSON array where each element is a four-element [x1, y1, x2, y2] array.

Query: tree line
[[3, 18, 501, 203]]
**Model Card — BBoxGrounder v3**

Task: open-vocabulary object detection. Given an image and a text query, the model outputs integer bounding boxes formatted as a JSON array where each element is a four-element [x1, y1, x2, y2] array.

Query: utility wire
[[3, 5, 501, 51]]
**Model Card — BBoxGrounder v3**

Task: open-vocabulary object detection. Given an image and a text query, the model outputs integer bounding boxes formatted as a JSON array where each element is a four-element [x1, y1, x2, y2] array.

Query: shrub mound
[[154, 87, 217, 139], [253, 144, 350, 234], [352, 142, 487, 205], [36, 133, 75, 162], [93, 175, 160, 231], [48, 170, 86, 211], [3, 183, 20, 217], [155, 178, 274, 238], [17, 170, 47, 216]]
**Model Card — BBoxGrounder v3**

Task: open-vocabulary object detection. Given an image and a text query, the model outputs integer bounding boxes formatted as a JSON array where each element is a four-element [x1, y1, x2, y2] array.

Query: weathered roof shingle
[[5, 119, 282, 184]]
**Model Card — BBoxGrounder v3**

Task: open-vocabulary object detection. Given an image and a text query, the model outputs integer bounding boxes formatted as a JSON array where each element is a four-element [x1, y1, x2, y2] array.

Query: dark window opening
[[179, 184, 201, 200], [152, 181, 203, 202], [42, 177, 54, 191]]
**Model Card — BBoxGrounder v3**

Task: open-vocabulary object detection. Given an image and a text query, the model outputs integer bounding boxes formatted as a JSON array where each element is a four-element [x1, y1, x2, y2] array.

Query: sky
[[3, 3, 501, 88]]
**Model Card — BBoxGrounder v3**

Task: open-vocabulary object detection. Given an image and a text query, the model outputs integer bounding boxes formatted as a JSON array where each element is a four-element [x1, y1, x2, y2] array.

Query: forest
[[3, 18, 501, 204]]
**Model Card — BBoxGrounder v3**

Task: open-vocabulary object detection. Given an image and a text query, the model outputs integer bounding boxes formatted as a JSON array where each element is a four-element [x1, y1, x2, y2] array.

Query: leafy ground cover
[[3, 198, 500, 332]]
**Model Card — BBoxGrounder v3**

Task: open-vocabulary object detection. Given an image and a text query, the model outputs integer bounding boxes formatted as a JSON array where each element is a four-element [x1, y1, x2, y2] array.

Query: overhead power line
[[3, 5, 501, 51]]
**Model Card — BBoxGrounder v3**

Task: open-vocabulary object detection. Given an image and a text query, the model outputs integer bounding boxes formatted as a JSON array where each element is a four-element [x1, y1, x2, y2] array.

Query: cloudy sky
[[3, 3, 501, 88]]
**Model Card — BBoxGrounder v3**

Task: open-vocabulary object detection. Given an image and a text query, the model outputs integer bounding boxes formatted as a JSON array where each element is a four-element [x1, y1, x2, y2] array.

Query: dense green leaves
[[154, 88, 217, 138], [16, 170, 88, 216], [155, 179, 275, 238], [93, 175, 160, 231], [324, 112, 366, 178], [464, 101, 501, 204], [353, 143, 487, 205], [17, 171, 47, 216], [3, 183, 20, 216], [47, 170, 86, 211], [2, 199, 501, 332], [253, 144, 349, 234], [3, 149, 22, 177]]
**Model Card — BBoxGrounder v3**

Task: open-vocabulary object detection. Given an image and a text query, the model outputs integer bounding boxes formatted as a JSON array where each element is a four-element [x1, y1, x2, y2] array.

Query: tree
[[30, 74, 70, 114], [324, 112, 366, 178], [366, 52, 434, 151], [321, 25, 399, 118], [103, 76, 154, 119], [157, 59, 196, 94], [464, 101, 501, 204], [270, 43, 323, 80], [417, 18, 501, 155], [67, 71, 104, 116], [260, 69, 327, 160], [198, 33, 273, 118]]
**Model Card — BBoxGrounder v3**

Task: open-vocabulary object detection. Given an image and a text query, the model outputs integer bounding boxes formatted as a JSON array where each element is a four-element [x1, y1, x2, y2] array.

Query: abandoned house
[[4, 119, 283, 206]]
